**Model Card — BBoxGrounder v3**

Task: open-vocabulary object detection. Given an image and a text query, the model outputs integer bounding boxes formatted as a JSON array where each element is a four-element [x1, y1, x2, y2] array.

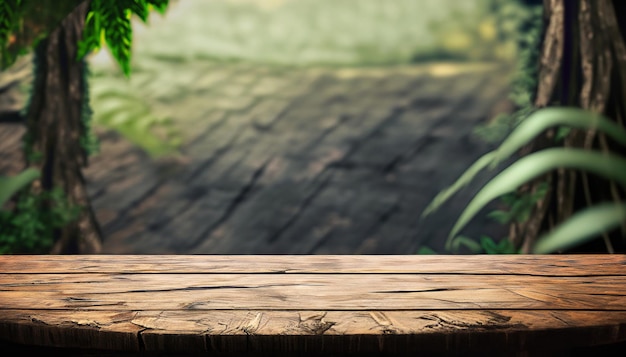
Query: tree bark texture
[[512, 0, 626, 253], [24, 0, 102, 254]]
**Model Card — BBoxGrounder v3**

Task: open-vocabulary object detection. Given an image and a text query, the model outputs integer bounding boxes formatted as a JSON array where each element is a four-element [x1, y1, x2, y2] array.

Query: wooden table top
[[1, 255, 625, 355]]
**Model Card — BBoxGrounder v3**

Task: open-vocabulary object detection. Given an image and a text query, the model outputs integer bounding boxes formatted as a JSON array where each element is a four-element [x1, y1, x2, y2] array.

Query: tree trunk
[[24, 0, 102, 254], [512, 0, 626, 253]]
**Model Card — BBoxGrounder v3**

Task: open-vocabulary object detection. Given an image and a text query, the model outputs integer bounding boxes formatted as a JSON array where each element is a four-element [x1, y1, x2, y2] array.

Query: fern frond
[[79, 0, 169, 76], [78, 0, 103, 60], [127, 0, 149, 23], [100, 1, 133, 77], [146, 0, 169, 15]]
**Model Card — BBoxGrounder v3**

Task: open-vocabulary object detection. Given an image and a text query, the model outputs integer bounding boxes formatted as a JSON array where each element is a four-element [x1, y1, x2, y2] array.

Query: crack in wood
[[241, 312, 263, 334], [549, 311, 572, 326], [297, 312, 336, 335], [137, 327, 148, 351], [372, 288, 460, 294], [125, 282, 315, 294], [369, 311, 400, 334], [419, 312, 525, 331]]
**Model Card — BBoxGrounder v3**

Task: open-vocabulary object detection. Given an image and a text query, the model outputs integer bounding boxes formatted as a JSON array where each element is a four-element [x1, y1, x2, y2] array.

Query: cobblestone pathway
[[0, 61, 514, 254]]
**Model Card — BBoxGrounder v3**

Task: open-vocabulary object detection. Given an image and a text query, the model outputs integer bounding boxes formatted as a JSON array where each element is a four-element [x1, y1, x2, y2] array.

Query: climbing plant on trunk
[[422, 0, 626, 254], [0, 0, 169, 254], [511, 0, 626, 253], [24, 1, 101, 253]]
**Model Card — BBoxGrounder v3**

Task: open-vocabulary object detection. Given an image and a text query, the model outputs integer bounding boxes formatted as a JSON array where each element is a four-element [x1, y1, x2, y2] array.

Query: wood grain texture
[[1, 254, 625, 275], [0, 255, 625, 355]]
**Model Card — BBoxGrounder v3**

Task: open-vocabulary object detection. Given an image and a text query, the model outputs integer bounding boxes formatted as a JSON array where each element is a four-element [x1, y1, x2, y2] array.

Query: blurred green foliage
[[424, 107, 626, 254], [89, 72, 182, 158], [120, 0, 534, 68], [419, 0, 541, 63], [0, 0, 84, 69], [0, 186, 80, 254], [473, 0, 543, 144]]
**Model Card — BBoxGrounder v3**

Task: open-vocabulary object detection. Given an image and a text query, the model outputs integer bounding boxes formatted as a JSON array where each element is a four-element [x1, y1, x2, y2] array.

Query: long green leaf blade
[[423, 107, 626, 219], [532, 203, 626, 254], [491, 107, 626, 168], [447, 148, 626, 249], [421, 150, 497, 218], [0, 168, 40, 207]]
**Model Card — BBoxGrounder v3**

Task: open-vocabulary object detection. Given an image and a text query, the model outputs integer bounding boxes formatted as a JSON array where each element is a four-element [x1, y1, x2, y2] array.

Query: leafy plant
[[422, 107, 626, 253], [78, 0, 180, 158], [418, 235, 517, 254], [0, 186, 80, 254], [1, 0, 172, 253], [487, 182, 548, 224], [0, 169, 82, 255], [79, 0, 169, 77], [480, 235, 517, 254], [417, 246, 438, 255]]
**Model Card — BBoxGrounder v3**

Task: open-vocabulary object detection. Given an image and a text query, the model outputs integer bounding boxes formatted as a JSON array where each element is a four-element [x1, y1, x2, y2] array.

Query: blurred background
[[93, 0, 531, 68], [1, 0, 543, 254], [85, 0, 540, 160]]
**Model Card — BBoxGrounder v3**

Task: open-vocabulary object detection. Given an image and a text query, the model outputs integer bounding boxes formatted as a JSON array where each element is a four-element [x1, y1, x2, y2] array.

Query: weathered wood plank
[[1, 273, 625, 311], [1, 309, 625, 354], [0, 310, 142, 352], [1, 254, 625, 275], [0, 255, 625, 355]]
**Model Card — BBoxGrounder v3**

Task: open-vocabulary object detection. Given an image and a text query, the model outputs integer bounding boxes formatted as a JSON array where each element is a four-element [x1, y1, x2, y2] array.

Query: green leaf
[[128, 0, 149, 22], [146, 0, 169, 14], [499, 192, 518, 206], [486, 210, 511, 224], [490, 107, 626, 169], [422, 151, 497, 218], [496, 239, 517, 254], [531, 182, 549, 201], [532, 203, 626, 254], [450, 236, 483, 254], [554, 127, 571, 143], [446, 148, 626, 250], [105, 17, 133, 76], [0, 168, 40, 207], [480, 236, 498, 254], [417, 246, 438, 255], [77, 1, 103, 60]]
